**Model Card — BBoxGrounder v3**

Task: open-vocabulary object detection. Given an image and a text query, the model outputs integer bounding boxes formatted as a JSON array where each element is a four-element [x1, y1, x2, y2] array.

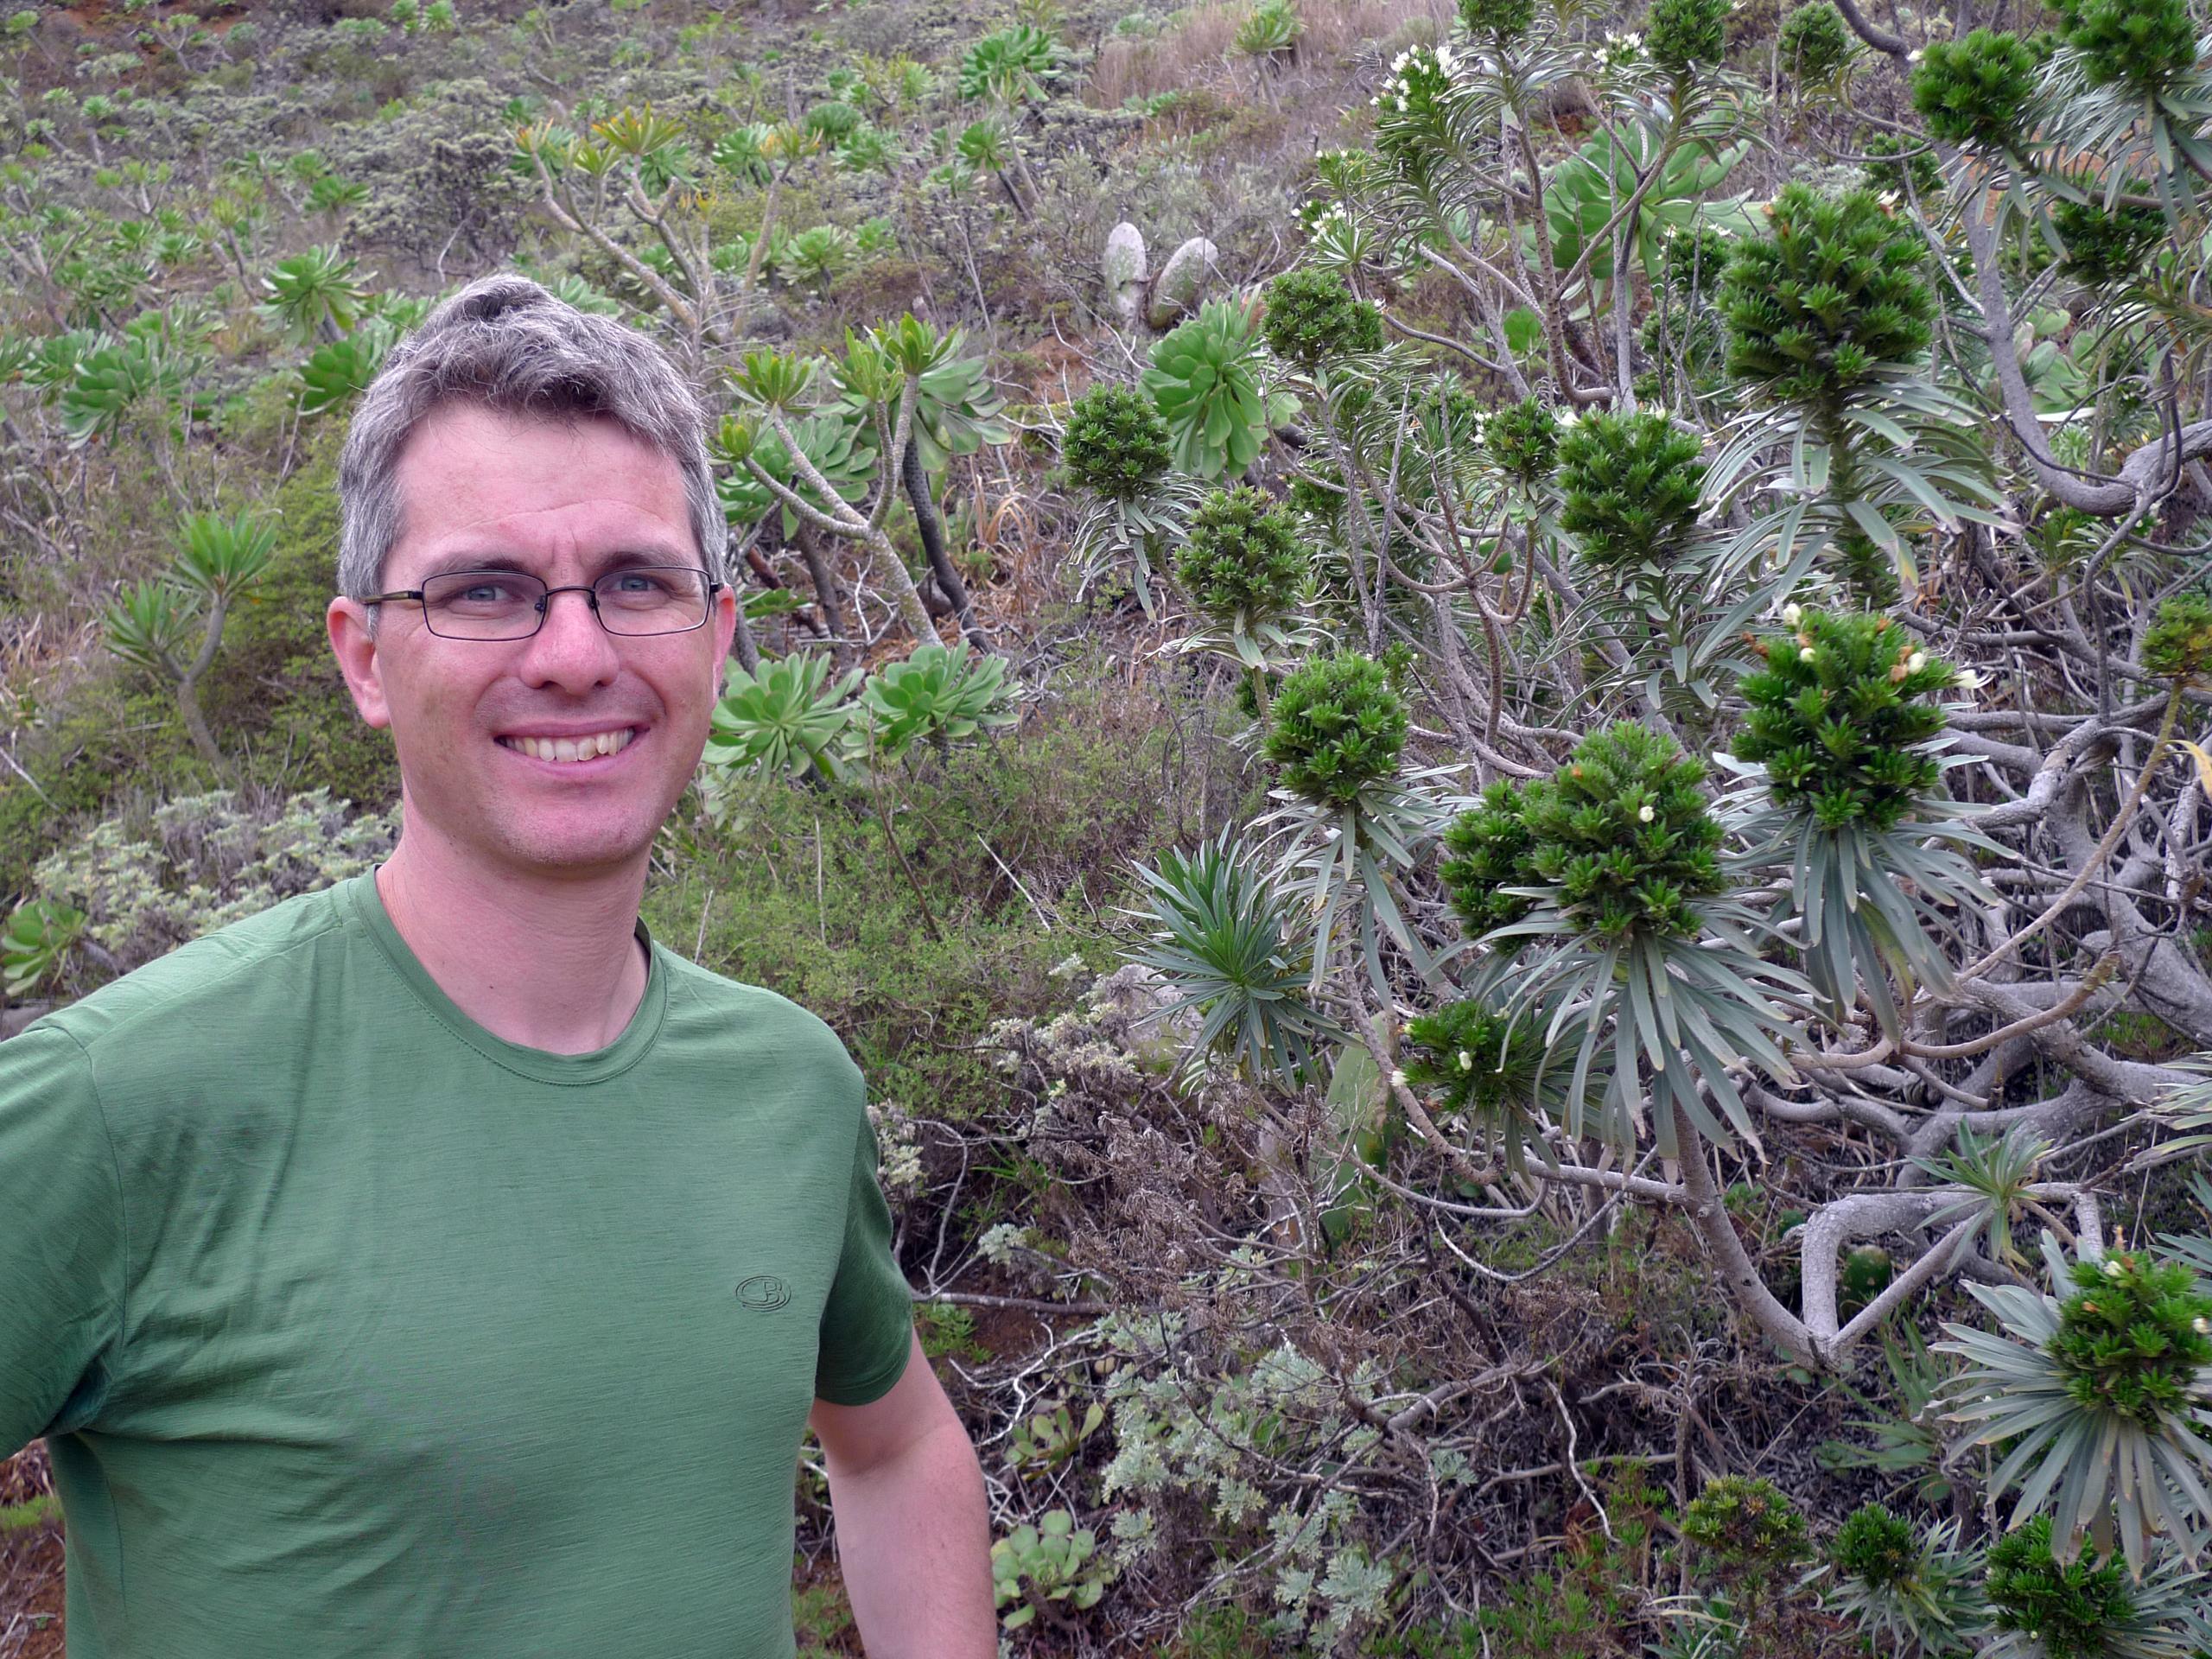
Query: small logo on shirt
[[734, 1274, 792, 1311]]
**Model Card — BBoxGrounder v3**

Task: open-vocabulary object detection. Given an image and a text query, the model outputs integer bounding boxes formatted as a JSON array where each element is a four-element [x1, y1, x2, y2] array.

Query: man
[[0, 275, 995, 1656]]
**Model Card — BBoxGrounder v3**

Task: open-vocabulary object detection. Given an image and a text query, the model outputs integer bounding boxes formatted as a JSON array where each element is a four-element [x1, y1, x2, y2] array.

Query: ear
[[327, 596, 394, 730], [710, 581, 739, 696]]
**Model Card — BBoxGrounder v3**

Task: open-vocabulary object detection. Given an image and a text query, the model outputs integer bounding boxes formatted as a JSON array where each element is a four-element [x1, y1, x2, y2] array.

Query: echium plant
[[1170, 486, 1319, 717], [1443, 722, 1807, 1155], [1939, 1235, 2212, 1579], [1255, 652, 1461, 997], [1982, 1514, 2209, 1659], [1819, 1505, 1984, 1658], [1716, 183, 1993, 604], [1556, 408, 1705, 574], [1401, 995, 1567, 1178], [1260, 267, 1383, 377], [1060, 383, 1192, 617], [1726, 607, 1993, 1034]]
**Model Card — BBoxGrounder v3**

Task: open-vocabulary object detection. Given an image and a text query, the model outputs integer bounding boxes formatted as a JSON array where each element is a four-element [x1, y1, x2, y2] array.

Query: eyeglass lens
[[416, 568, 711, 639]]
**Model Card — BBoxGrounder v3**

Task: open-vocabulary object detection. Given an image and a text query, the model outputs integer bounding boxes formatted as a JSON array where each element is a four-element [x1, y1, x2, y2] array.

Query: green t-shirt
[[0, 872, 914, 1657]]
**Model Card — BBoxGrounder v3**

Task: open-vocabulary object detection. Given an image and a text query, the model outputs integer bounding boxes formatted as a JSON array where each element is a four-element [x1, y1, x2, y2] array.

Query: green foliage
[[1175, 486, 1308, 627], [1986, 1516, 2137, 1659], [1821, 1509, 1984, 1657], [1720, 185, 1936, 414], [1260, 268, 1382, 375], [1262, 651, 1408, 808], [297, 317, 396, 416], [1062, 385, 1173, 505], [705, 653, 865, 785], [1556, 410, 1707, 570], [992, 1509, 1112, 1627], [713, 410, 876, 537], [860, 640, 1019, 760], [2, 898, 86, 998], [103, 578, 197, 676], [2052, 200, 2166, 287], [1646, 0, 1729, 74], [1439, 780, 1537, 937], [1481, 395, 1559, 487], [1777, 2, 1852, 81], [1912, 31, 2040, 151], [2142, 590, 2212, 683], [1141, 298, 1289, 480], [1518, 721, 1725, 942], [1401, 996, 1560, 1175], [175, 510, 278, 602], [1459, 0, 1536, 42], [1124, 830, 1341, 1088], [1732, 607, 1956, 831], [1233, 0, 1301, 60], [2049, 1251, 2212, 1429], [259, 245, 368, 341], [2054, 0, 2197, 93], [1681, 1476, 1809, 1588], [959, 24, 1067, 105], [1860, 133, 1945, 200], [1834, 1503, 1916, 1586], [1939, 1236, 2212, 1575], [1371, 42, 1458, 177]]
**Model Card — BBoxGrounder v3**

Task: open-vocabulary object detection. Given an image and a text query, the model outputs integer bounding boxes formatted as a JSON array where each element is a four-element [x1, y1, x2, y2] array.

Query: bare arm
[[810, 1330, 995, 1658]]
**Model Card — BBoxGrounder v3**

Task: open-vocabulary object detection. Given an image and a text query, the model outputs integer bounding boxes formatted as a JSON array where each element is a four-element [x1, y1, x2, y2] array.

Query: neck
[[373, 824, 651, 1056]]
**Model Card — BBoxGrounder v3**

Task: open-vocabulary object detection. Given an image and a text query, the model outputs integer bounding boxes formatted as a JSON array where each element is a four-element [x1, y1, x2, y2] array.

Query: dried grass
[[1085, 0, 1451, 111]]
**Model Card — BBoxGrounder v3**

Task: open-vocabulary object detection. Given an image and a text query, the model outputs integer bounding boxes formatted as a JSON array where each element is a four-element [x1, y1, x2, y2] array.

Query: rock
[[1103, 221, 1147, 324], [1, 1001, 54, 1041], [1146, 235, 1218, 329]]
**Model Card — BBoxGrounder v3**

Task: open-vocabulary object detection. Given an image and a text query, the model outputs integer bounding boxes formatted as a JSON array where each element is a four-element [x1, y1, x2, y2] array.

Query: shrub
[[1912, 30, 2039, 150], [1731, 607, 1957, 830], [1260, 267, 1382, 374], [1778, 2, 1852, 80], [1556, 410, 1706, 569], [1263, 651, 1408, 807], [2048, 1250, 2212, 1428], [1646, 0, 1729, 74], [1176, 486, 1308, 626], [1439, 780, 1536, 936], [1459, 0, 1535, 41], [1833, 1504, 1916, 1588], [1481, 395, 1559, 487], [1721, 185, 1935, 412], [2055, 0, 2197, 92], [1515, 721, 1726, 941], [2052, 200, 2166, 286], [1681, 1475, 1810, 1586], [2142, 589, 2212, 683], [1062, 385, 1173, 504], [1984, 1516, 2135, 1659]]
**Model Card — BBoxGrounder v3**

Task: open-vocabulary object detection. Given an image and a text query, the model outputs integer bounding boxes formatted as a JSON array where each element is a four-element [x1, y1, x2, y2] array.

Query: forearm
[[825, 1416, 995, 1658]]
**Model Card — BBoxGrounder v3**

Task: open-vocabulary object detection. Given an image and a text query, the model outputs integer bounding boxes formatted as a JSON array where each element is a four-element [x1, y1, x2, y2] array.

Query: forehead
[[385, 403, 695, 582]]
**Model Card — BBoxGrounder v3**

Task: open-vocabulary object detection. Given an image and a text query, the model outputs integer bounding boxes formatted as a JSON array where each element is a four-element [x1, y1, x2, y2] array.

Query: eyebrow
[[412, 546, 695, 584]]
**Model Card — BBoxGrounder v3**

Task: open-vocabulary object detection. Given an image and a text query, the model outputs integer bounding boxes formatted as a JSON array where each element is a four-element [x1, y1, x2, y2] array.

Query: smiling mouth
[[497, 728, 639, 764]]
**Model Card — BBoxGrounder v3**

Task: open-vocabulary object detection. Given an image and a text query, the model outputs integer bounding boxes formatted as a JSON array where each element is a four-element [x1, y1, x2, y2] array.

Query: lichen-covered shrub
[[30, 788, 398, 974]]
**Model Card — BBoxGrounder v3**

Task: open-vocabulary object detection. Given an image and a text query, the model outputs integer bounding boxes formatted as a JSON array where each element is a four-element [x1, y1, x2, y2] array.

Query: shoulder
[[652, 949, 866, 1099], [22, 880, 358, 1070]]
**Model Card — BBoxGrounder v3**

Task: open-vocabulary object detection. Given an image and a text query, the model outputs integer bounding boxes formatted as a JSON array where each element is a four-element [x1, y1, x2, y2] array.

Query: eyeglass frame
[[359, 564, 727, 641]]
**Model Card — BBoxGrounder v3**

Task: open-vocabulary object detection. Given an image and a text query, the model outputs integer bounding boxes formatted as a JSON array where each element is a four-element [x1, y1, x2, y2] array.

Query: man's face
[[327, 403, 736, 883]]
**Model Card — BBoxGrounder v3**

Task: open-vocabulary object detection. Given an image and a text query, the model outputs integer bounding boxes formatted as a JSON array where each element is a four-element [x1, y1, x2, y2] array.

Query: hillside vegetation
[[4, 0, 2212, 1652]]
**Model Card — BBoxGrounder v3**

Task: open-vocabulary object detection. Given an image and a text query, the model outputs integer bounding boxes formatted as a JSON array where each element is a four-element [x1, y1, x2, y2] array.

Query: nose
[[516, 586, 620, 694]]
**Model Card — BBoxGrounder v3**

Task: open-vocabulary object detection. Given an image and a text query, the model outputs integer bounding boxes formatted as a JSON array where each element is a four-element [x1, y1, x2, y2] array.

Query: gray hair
[[336, 273, 723, 600]]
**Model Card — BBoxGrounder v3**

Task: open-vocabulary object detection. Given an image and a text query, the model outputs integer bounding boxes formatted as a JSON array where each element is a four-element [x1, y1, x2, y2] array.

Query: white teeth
[[505, 728, 634, 763]]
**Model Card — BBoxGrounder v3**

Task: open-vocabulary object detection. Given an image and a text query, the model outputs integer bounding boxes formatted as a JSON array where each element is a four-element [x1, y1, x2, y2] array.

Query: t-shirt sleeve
[[814, 1109, 914, 1407], [0, 1025, 128, 1455]]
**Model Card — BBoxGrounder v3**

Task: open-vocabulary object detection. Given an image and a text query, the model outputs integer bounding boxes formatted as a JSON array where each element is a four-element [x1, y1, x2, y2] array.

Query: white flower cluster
[[1370, 42, 1456, 114], [1595, 29, 1644, 67]]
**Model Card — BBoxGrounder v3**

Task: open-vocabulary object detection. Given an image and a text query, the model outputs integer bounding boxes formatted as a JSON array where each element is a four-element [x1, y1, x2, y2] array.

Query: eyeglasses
[[363, 567, 722, 641]]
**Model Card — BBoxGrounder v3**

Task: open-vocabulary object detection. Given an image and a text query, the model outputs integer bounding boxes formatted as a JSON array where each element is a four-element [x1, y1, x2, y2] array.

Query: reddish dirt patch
[[1, 1445, 63, 1659]]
